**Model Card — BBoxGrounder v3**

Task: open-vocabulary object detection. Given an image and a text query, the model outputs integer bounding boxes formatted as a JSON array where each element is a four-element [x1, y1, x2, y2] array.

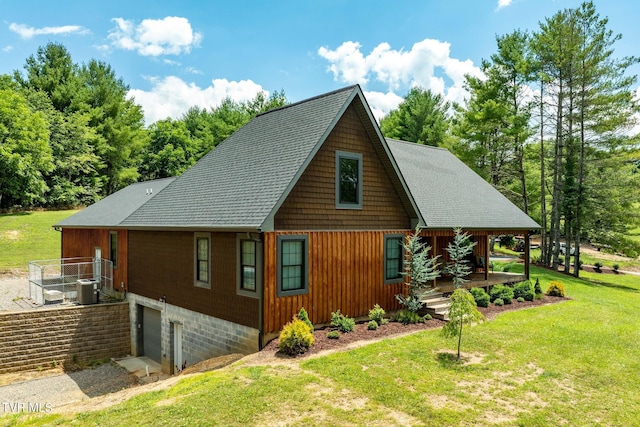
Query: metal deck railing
[[28, 257, 120, 305]]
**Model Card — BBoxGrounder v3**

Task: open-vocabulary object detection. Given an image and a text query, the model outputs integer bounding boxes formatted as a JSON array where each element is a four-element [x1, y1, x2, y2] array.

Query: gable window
[[194, 233, 211, 288], [336, 151, 363, 209], [384, 234, 404, 283], [277, 235, 308, 297], [109, 231, 118, 269], [240, 240, 256, 291]]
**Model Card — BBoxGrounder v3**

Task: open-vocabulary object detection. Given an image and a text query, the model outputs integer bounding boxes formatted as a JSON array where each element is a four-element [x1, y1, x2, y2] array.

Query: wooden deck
[[434, 272, 527, 293]]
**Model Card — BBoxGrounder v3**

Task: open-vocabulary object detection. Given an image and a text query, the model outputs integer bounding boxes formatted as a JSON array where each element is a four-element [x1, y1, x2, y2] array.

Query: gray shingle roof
[[121, 86, 361, 229], [55, 177, 175, 227], [57, 85, 539, 232], [387, 138, 540, 230]]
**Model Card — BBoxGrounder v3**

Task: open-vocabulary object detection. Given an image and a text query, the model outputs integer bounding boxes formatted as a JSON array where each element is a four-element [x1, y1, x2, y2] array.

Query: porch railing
[[28, 257, 119, 305]]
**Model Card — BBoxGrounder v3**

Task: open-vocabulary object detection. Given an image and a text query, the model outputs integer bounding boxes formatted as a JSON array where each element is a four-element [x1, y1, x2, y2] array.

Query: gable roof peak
[[256, 85, 361, 118]]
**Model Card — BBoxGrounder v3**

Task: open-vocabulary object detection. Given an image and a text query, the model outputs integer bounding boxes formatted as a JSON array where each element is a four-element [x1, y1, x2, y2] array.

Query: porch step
[[421, 293, 450, 321]]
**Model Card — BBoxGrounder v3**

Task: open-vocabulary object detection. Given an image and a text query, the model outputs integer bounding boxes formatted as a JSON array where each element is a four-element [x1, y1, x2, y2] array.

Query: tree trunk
[[457, 320, 463, 360], [540, 80, 549, 266], [550, 86, 564, 271]]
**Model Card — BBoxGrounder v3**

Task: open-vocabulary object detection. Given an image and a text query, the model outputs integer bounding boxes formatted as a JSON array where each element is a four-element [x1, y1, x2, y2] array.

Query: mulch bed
[[263, 294, 567, 359]]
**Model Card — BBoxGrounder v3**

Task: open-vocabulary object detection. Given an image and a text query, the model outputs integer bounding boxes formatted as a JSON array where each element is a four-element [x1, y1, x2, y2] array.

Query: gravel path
[[0, 363, 138, 414], [0, 278, 36, 311]]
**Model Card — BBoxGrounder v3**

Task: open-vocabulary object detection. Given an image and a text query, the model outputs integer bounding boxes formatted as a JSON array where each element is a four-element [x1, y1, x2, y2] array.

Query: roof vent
[[145, 188, 153, 195]]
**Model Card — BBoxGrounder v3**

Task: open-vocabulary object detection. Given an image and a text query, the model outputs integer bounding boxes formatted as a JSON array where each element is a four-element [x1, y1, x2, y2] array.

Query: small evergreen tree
[[442, 288, 485, 359], [297, 307, 313, 331], [395, 226, 440, 312], [445, 228, 477, 289]]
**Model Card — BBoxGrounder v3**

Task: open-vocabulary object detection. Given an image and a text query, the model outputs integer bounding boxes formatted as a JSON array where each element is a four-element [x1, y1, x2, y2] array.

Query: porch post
[[524, 233, 531, 279], [432, 236, 438, 287], [484, 235, 489, 280]]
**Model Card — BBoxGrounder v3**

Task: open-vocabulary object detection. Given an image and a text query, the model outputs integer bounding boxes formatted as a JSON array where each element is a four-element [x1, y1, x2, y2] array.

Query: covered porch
[[419, 228, 533, 280], [434, 272, 527, 294]]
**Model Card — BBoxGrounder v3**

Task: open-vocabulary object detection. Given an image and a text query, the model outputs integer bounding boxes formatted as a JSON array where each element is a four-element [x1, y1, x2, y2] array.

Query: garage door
[[143, 306, 162, 363]]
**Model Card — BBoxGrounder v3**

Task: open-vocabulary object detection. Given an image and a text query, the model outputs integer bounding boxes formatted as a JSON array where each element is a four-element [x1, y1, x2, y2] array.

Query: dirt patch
[[3, 230, 20, 241], [0, 269, 27, 280]]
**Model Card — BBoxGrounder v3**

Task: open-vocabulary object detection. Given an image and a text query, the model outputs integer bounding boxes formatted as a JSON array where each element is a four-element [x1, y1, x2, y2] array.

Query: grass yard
[[0, 210, 79, 273], [9, 265, 640, 426]]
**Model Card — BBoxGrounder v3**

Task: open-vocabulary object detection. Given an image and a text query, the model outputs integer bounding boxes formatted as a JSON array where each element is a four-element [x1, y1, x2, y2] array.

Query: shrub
[[546, 281, 566, 297], [517, 297, 525, 303], [423, 313, 432, 321], [534, 278, 543, 295], [490, 284, 514, 304], [594, 262, 603, 272], [470, 287, 490, 307], [368, 304, 387, 326], [613, 264, 620, 273], [513, 281, 534, 302], [330, 310, 355, 333], [367, 320, 378, 330], [494, 298, 504, 306], [297, 307, 314, 331], [279, 317, 314, 355], [327, 331, 340, 339], [393, 309, 424, 325]]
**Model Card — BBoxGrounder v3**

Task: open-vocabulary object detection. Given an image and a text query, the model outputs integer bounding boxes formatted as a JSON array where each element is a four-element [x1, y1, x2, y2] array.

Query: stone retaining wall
[[0, 303, 130, 374]]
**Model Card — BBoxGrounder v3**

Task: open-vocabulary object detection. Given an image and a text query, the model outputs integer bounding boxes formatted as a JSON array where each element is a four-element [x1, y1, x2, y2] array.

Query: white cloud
[[497, 0, 513, 10], [362, 91, 404, 121], [185, 66, 203, 75], [108, 17, 202, 56], [2, 45, 13, 52], [318, 41, 369, 85], [318, 39, 482, 114], [8, 23, 89, 39], [128, 76, 265, 125]]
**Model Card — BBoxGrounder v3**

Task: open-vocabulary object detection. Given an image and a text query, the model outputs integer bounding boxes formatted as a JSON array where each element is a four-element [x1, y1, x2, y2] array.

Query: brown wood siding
[[61, 228, 128, 290], [263, 230, 409, 333], [274, 104, 411, 230], [128, 230, 259, 329]]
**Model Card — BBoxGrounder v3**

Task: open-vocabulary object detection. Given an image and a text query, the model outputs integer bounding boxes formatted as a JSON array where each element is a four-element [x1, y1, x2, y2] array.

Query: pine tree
[[395, 227, 440, 312], [445, 228, 477, 289]]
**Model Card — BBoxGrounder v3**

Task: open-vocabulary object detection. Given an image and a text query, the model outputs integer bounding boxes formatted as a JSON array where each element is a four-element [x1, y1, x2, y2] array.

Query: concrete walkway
[[114, 356, 168, 384]]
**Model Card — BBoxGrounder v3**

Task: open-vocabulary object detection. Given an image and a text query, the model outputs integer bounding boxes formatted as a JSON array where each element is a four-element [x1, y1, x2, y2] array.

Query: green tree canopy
[[380, 87, 452, 147], [0, 88, 53, 208]]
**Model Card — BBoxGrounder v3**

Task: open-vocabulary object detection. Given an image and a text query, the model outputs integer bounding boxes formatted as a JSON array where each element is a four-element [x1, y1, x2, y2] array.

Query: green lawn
[[9, 265, 640, 426], [0, 210, 79, 272]]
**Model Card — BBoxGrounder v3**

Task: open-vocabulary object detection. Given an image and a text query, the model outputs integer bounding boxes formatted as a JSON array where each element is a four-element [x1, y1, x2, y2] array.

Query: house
[[56, 85, 539, 373]]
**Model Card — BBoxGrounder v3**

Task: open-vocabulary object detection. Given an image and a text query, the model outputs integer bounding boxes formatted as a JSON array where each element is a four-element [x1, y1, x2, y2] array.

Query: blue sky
[[2, 0, 639, 125]]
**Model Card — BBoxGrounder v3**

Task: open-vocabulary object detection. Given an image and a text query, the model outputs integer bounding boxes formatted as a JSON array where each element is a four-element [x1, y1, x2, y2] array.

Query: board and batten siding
[[263, 230, 409, 334], [274, 104, 412, 230], [61, 228, 128, 291]]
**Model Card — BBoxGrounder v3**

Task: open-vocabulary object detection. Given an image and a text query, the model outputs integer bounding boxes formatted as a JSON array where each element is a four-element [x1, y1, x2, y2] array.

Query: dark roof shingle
[[387, 138, 540, 229]]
